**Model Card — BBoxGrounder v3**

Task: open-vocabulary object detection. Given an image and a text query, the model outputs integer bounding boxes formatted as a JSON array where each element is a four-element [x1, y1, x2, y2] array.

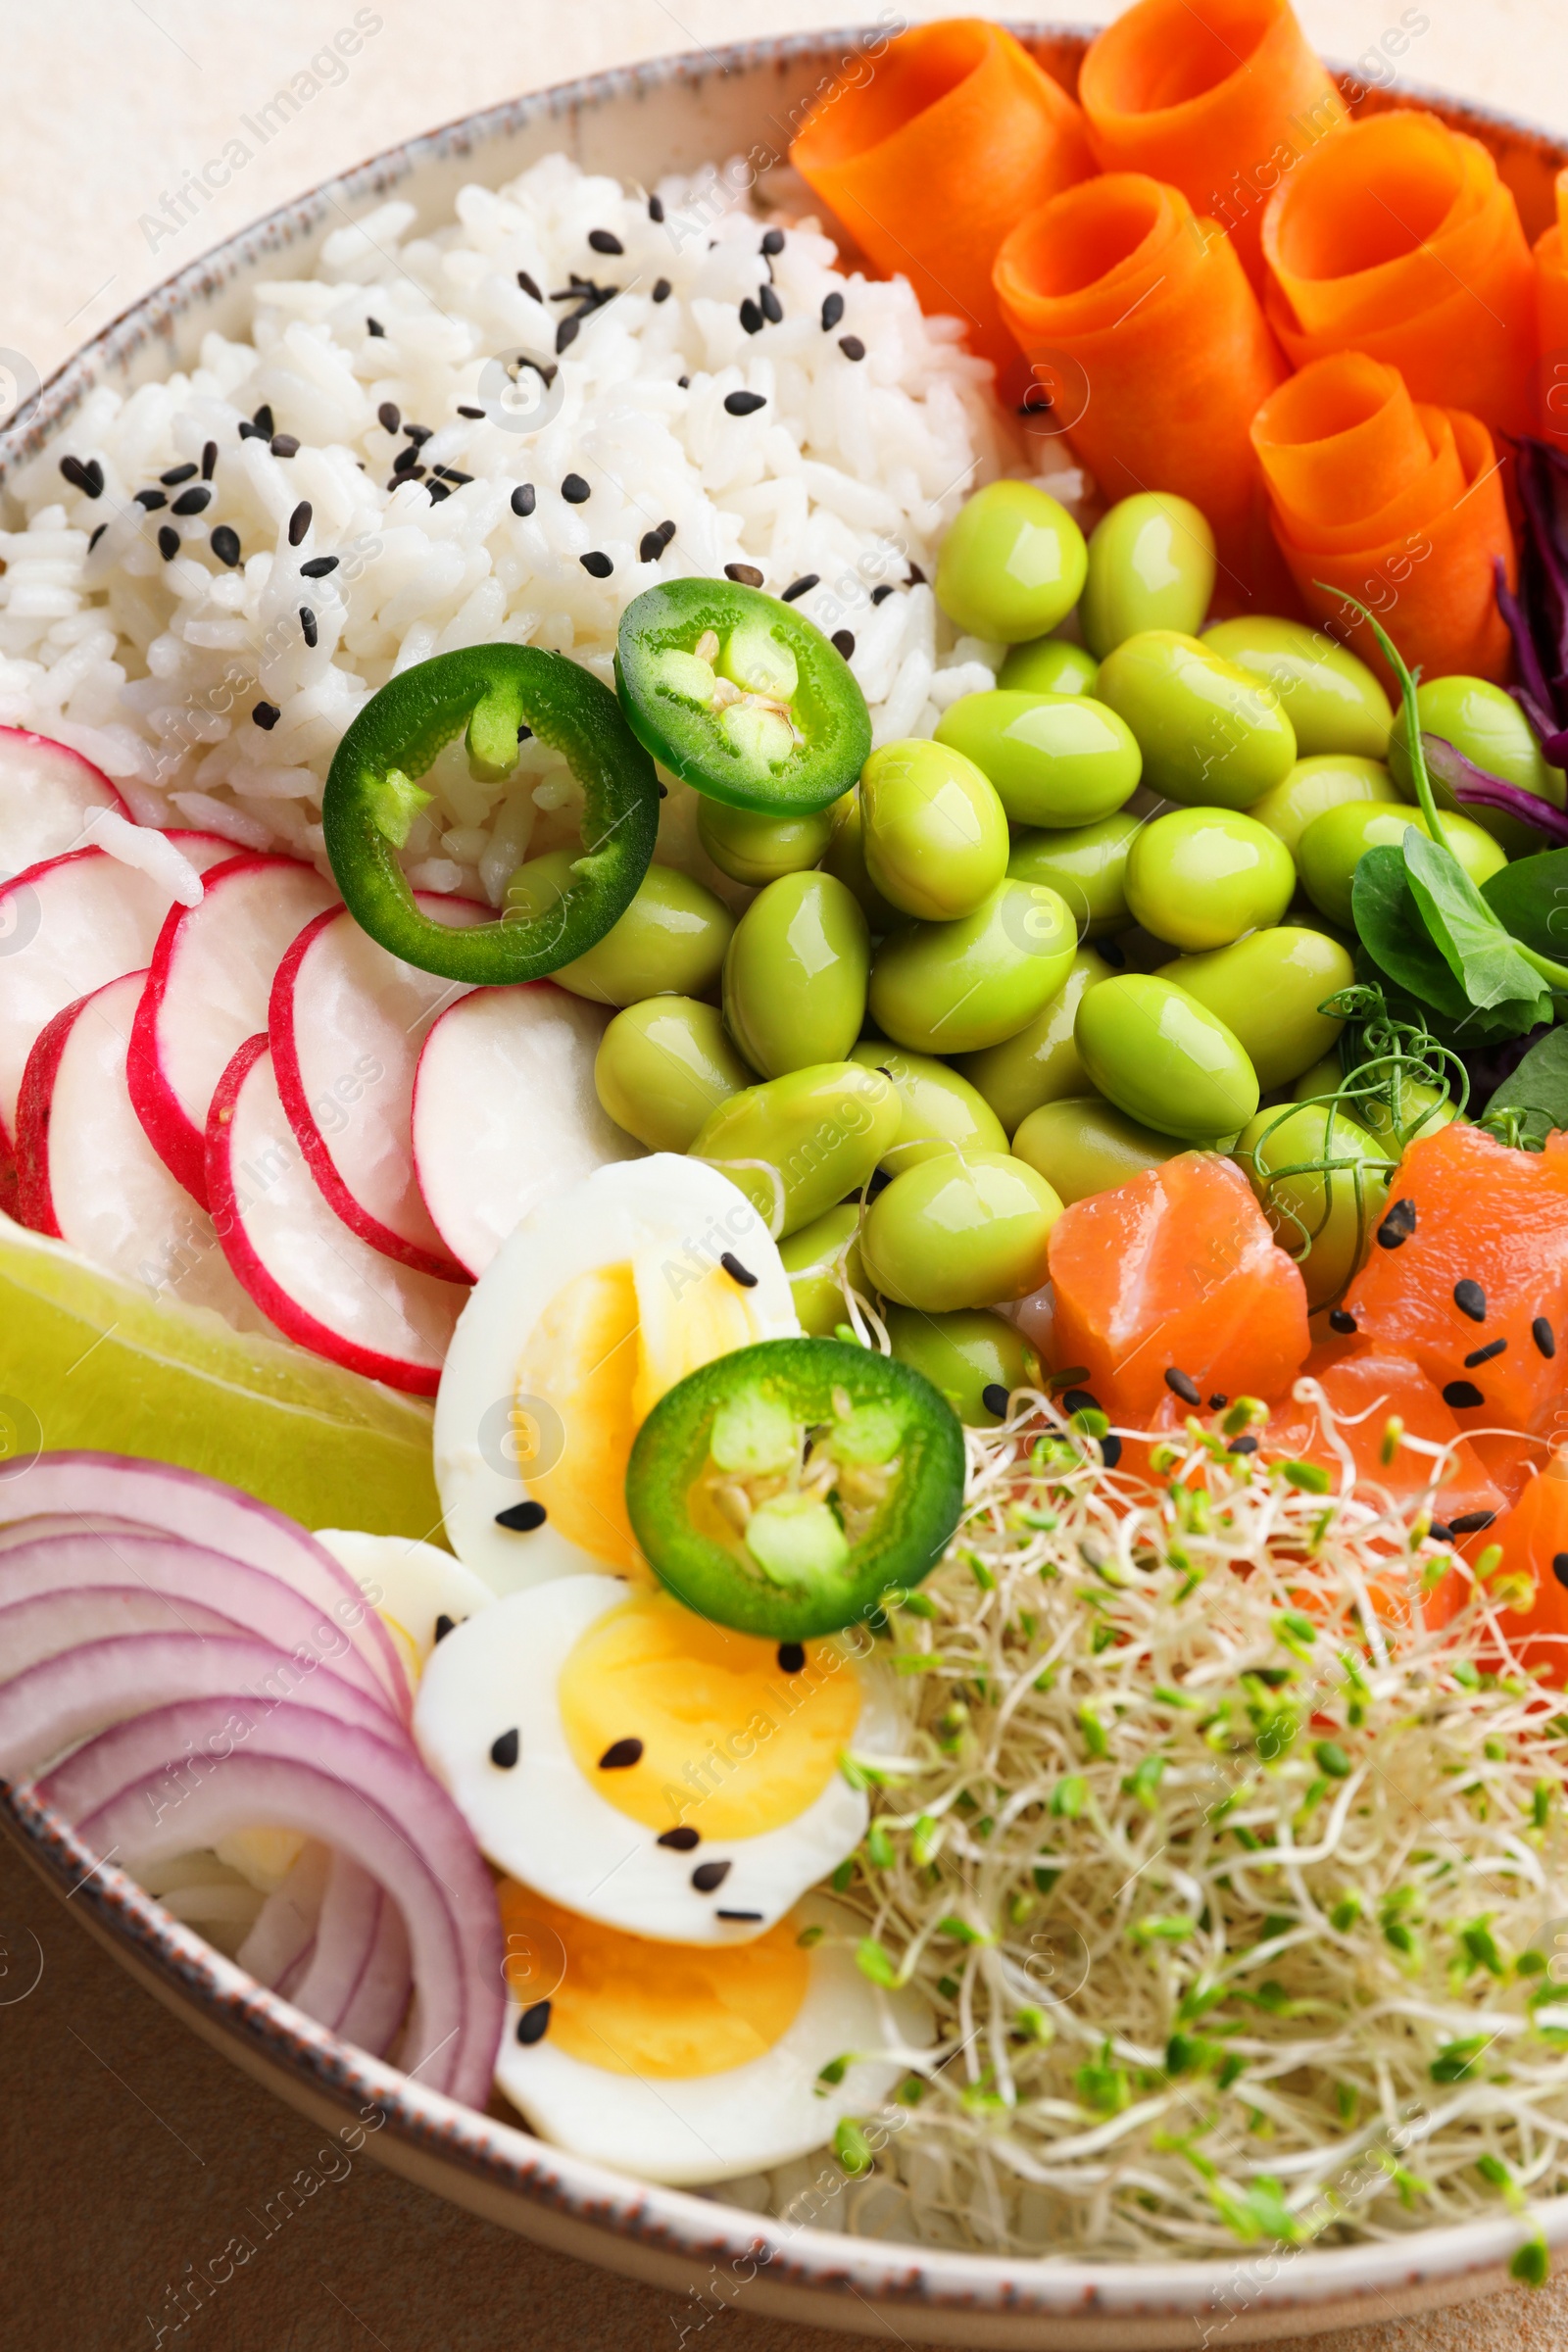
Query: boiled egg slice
[[414, 1573, 900, 1943], [493, 1883, 930, 2185], [434, 1154, 798, 1595], [314, 1528, 495, 1689]]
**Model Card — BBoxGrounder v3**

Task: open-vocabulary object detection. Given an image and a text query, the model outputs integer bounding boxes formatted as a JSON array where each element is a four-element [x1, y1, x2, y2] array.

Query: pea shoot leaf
[[1484, 1024, 1568, 1141], [1482, 847, 1568, 957], [1401, 826, 1554, 1019], [1350, 848, 1473, 1021]]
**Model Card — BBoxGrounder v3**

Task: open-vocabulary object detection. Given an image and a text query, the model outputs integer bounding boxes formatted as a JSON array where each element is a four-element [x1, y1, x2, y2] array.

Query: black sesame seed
[[657, 519, 676, 544], [870, 583, 896, 605], [580, 551, 612, 577], [514, 2000, 551, 2045], [201, 440, 217, 480], [724, 563, 763, 586], [982, 1383, 1010, 1418], [831, 629, 856, 659], [739, 298, 764, 335], [516, 269, 542, 303], [658, 1825, 700, 1849], [134, 489, 167, 510], [1464, 1337, 1507, 1367], [639, 529, 666, 563], [761, 227, 785, 257], [1449, 1509, 1497, 1535], [237, 420, 266, 440], [392, 448, 421, 479], [652, 277, 672, 304], [1428, 1521, 1452, 1544], [287, 501, 312, 547], [907, 563, 927, 585], [457, 404, 486, 419], [252, 702, 280, 730], [377, 401, 401, 435], [1555, 1553, 1568, 1592], [1100, 1435, 1124, 1469], [724, 390, 767, 416], [490, 1728, 520, 1769], [210, 525, 241, 567], [87, 523, 107, 552], [781, 573, 819, 603], [1228, 1436, 1260, 1456], [599, 1738, 644, 1770], [300, 555, 338, 578], [157, 526, 179, 562], [1534, 1317, 1557, 1359], [557, 315, 580, 355], [270, 434, 300, 459], [495, 1498, 547, 1531], [405, 423, 433, 446], [821, 291, 845, 331], [720, 1251, 759, 1288], [588, 228, 624, 256], [511, 482, 537, 518], [561, 472, 591, 504], [648, 194, 665, 223], [759, 284, 783, 325], [1164, 1366, 1201, 1406], [839, 334, 866, 361], [1376, 1199, 1416, 1249], [1061, 1390, 1100, 1416], [677, 375, 691, 389], [60, 455, 104, 498], [366, 317, 385, 336], [171, 486, 210, 515], [777, 1642, 807, 1675], [1453, 1278, 1486, 1322], [692, 1860, 732, 1893], [253, 404, 275, 434], [1208, 1395, 1229, 1412], [161, 462, 198, 486], [299, 606, 318, 649], [433, 1613, 456, 1643], [716, 1910, 764, 1922], [1442, 1380, 1484, 1410], [433, 466, 472, 485], [1328, 1308, 1357, 1334]]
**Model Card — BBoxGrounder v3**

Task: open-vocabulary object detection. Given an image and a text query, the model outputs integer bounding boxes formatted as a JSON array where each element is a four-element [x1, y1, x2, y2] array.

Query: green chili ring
[[322, 644, 661, 983], [625, 1335, 966, 1641]]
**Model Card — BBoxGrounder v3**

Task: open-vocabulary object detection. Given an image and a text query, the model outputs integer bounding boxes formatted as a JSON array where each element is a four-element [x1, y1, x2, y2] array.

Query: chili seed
[[761, 227, 785, 256], [511, 482, 536, 517], [652, 277, 672, 303], [377, 401, 401, 434], [724, 563, 763, 586], [1534, 1316, 1556, 1358], [201, 440, 218, 479], [157, 526, 179, 562], [252, 702, 280, 730], [514, 2002, 551, 2045], [781, 573, 819, 603], [1164, 1366, 1201, 1406], [599, 1738, 644, 1770], [211, 525, 241, 566], [831, 629, 856, 659], [495, 1498, 547, 1530], [1442, 1380, 1484, 1409], [720, 1251, 758, 1288], [433, 1614, 455, 1643], [580, 551, 612, 577], [821, 291, 845, 331], [489, 1729, 520, 1769], [1328, 1308, 1357, 1333], [1453, 1278, 1486, 1322], [759, 284, 783, 324], [1377, 1199, 1416, 1249], [287, 501, 312, 546], [724, 390, 767, 416], [516, 269, 542, 302], [299, 606, 318, 648], [839, 334, 866, 361], [658, 1826, 700, 1850], [561, 472, 591, 503], [692, 1861, 732, 1893], [59, 455, 104, 498]]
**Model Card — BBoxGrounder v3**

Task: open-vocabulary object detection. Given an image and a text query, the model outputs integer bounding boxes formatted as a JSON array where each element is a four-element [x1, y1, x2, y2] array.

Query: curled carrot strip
[[1534, 166, 1568, 446], [1260, 109, 1537, 436], [789, 20, 1093, 376], [1250, 351, 1516, 688], [994, 172, 1290, 607], [1078, 0, 1346, 287]]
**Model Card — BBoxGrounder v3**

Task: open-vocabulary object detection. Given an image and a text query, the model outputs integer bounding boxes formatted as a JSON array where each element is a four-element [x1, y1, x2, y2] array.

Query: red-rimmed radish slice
[[0, 1455, 409, 1719], [37, 1697, 505, 2104], [14, 970, 281, 1335], [270, 899, 486, 1280], [0, 727, 128, 875], [208, 1038, 464, 1396], [129, 853, 338, 1205], [236, 1840, 329, 1988], [412, 984, 644, 1278], [0, 836, 232, 1152]]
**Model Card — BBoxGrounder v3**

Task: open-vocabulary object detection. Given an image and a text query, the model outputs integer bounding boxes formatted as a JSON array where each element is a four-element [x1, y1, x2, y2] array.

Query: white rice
[[0, 152, 1077, 904]]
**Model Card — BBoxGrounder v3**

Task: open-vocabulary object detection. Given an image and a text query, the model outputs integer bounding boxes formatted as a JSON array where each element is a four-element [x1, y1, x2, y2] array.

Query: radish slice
[[270, 900, 486, 1280], [0, 1531, 407, 1725], [0, 1586, 242, 1677], [208, 1038, 465, 1396], [0, 836, 232, 1152], [38, 1698, 505, 2105], [412, 984, 644, 1277], [236, 1840, 330, 1988], [0, 1455, 409, 1717], [14, 970, 281, 1335], [0, 727, 129, 875], [129, 854, 338, 1205]]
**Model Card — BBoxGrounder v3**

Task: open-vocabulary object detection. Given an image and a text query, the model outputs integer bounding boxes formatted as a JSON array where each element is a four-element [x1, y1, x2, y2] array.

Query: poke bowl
[[7, 14, 1568, 2347]]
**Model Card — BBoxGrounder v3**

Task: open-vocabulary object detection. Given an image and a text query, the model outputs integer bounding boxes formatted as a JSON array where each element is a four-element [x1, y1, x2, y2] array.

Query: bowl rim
[[5, 19, 1568, 2324]]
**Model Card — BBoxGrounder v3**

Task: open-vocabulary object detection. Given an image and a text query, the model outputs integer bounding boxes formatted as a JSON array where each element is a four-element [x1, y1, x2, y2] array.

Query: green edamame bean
[[1080, 493, 1216, 660], [508, 850, 733, 1005], [1007, 811, 1141, 939], [779, 1204, 867, 1337], [1075, 973, 1259, 1141], [869, 879, 1077, 1054], [1153, 926, 1354, 1092], [934, 480, 1088, 644], [722, 870, 868, 1078], [956, 946, 1112, 1135], [1124, 808, 1296, 953], [934, 690, 1142, 827], [861, 1150, 1063, 1310], [883, 1304, 1041, 1427], [1011, 1095, 1180, 1205], [595, 997, 753, 1152], [1094, 630, 1297, 808], [858, 738, 1009, 921], [848, 1040, 1006, 1173], [1291, 1053, 1344, 1102], [1201, 618, 1394, 760], [1297, 801, 1507, 929], [691, 1060, 901, 1237], [1388, 673, 1568, 857], [1234, 1102, 1393, 1308], [1249, 755, 1394, 858], [697, 796, 837, 886], [1357, 1074, 1457, 1152], [822, 790, 903, 933], [997, 637, 1099, 697]]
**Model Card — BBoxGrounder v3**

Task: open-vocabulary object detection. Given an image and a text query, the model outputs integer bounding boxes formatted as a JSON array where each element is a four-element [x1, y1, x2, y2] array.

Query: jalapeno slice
[[322, 644, 660, 983], [625, 1336, 965, 1640], [615, 578, 871, 814]]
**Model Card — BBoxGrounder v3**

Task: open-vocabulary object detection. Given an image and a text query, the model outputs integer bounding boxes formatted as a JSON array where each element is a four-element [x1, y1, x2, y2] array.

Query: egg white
[[314, 1528, 495, 1683], [493, 1892, 931, 2185], [413, 1574, 901, 1944], [434, 1154, 798, 1595]]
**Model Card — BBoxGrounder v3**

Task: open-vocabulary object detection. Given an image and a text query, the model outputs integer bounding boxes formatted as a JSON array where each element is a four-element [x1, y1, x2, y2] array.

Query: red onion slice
[[337, 1884, 413, 2058], [292, 1853, 412, 2055], [0, 1587, 241, 1675], [236, 1840, 330, 1988]]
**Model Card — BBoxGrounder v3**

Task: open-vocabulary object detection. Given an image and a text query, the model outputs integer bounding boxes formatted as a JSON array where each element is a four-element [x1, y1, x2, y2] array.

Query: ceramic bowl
[[5, 29, 1568, 2348]]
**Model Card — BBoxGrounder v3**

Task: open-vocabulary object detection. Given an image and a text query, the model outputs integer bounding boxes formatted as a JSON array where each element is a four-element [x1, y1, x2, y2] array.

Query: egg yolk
[[557, 1590, 862, 1839], [499, 1881, 809, 2078], [512, 1251, 775, 1576]]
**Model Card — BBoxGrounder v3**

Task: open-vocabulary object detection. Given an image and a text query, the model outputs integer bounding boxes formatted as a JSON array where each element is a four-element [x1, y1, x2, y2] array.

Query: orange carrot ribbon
[[1534, 165, 1568, 446]]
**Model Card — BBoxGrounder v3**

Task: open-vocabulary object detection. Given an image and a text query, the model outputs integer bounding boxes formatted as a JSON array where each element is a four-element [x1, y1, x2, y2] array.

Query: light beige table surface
[[7, 4, 1568, 2347]]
